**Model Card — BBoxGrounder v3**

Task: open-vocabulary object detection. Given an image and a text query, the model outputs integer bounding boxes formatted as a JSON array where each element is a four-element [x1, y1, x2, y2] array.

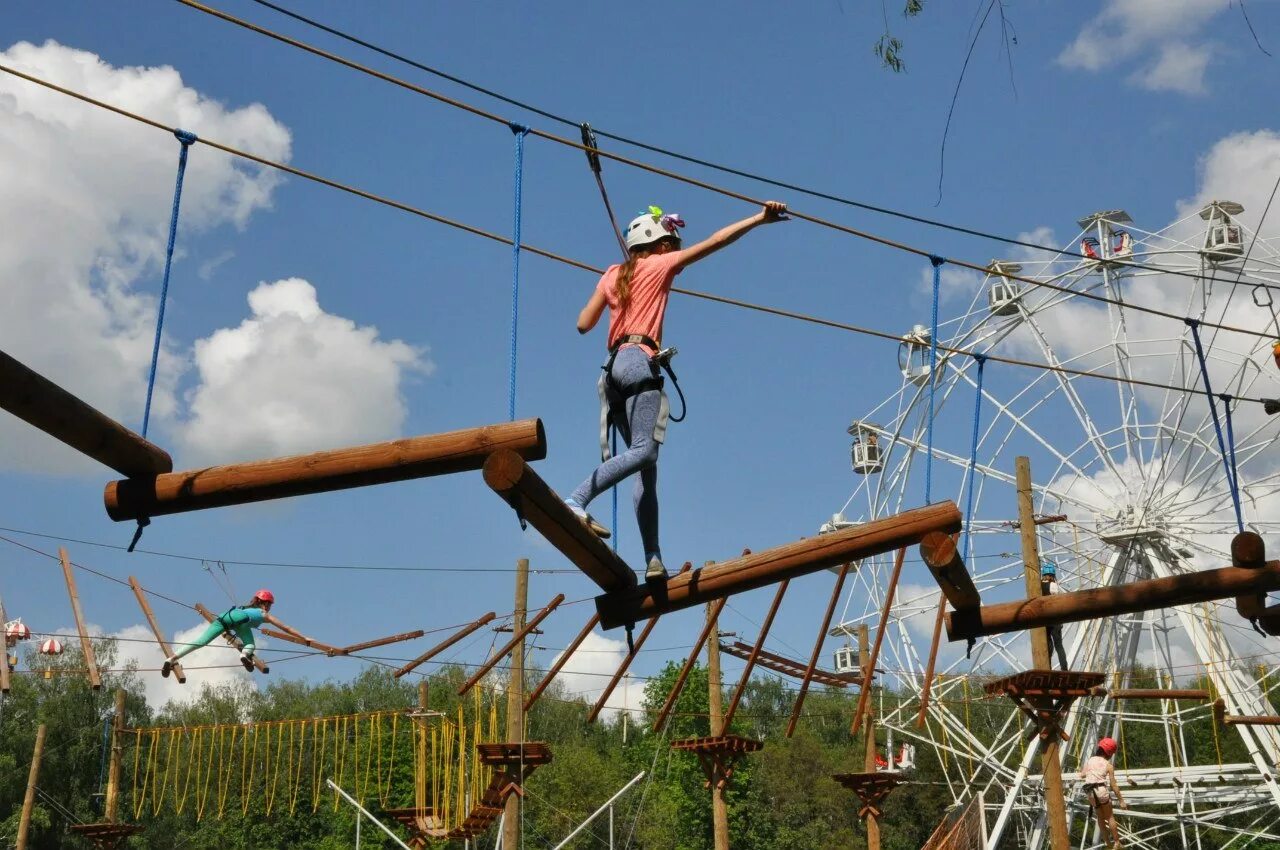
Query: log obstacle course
[[128, 577, 185, 684], [984, 670, 1107, 741], [106, 419, 547, 522], [719, 642, 854, 688], [671, 735, 763, 790], [0, 348, 172, 478]]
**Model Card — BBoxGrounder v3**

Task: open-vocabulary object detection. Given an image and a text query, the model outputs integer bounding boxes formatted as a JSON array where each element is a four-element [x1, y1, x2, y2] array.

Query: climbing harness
[[596, 335, 687, 462], [580, 123, 628, 257]]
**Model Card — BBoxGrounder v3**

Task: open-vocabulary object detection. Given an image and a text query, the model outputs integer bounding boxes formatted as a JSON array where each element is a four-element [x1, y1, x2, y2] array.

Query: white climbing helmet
[[625, 206, 684, 250]]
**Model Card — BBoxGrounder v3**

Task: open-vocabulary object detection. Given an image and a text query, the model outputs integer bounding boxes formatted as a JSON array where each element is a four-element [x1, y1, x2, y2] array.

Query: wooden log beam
[[58, 548, 101, 690], [0, 592, 11, 694], [916, 593, 948, 729], [0, 348, 172, 478], [105, 419, 546, 522], [482, 450, 636, 592], [525, 614, 599, 713], [458, 595, 565, 696], [1215, 698, 1280, 726], [948, 560, 1280, 641], [1096, 688, 1210, 701], [597, 502, 962, 629], [194, 603, 269, 673], [851, 547, 906, 735], [341, 630, 426, 655], [1233, 531, 1267, 620], [587, 616, 658, 724], [127, 577, 185, 684], [919, 532, 979, 610], [393, 613, 496, 679], [258, 628, 343, 656]]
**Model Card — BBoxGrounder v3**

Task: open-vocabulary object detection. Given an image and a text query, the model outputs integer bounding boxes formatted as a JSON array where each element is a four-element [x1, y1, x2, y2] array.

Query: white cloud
[[1131, 42, 1213, 94], [178, 279, 430, 463], [1057, 0, 1232, 95], [0, 40, 290, 472], [548, 630, 643, 721]]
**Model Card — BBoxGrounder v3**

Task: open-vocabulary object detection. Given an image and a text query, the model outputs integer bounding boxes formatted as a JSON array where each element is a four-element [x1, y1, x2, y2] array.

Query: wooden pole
[[588, 616, 658, 724], [707, 598, 729, 850], [915, 594, 947, 729], [948, 561, 1280, 639], [393, 613, 496, 679], [1017, 457, 1068, 850], [482, 451, 636, 592], [106, 419, 546, 522], [525, 614, 599, 712], [16, 723, 46, 850], [1016, 457, 1052, 668], [127, 576, 185, 683], [1233, 531, 1267, 619], [58, 548, 100, 689], [786, 563, 852, 738], [653, 597, 728, 733], [852, 548, 906, 735], [597, 502, 963, 628], [503, 559, 528, 850], [723, 579, 790, 729], [458, 595, 564, 696], [0, 348, 173, 477], [859, 626, 881, 850], [339, 630, 426, 655], [0, 591, 12, 694], [259, 628, 343, 656], [104, 688, 126, 822], [193, 603, 269, 673]]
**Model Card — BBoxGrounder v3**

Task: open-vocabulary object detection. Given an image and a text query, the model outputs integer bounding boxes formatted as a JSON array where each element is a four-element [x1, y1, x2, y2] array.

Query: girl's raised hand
[[761, 201, 789, 223]]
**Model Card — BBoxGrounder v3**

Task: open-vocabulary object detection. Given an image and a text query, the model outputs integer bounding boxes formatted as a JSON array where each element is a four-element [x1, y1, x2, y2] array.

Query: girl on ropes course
[[565, 201, 789, 581], [1041, 561, 1069, 671], [162, 589, 310, 675], [1082, 736, 1128, 849]]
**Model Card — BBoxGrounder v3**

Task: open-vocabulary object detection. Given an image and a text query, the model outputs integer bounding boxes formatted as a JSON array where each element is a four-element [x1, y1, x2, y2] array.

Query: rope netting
[[920, 793, 986, 850], [126, 692, 499, 829]]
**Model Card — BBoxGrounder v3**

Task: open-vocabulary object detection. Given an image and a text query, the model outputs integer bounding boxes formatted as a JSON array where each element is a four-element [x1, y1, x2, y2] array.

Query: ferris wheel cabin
[[1076, 209, 1135, 267], [898, 324, 934, 384], [848, 420, 883, 473], [1200, 200, 1246, 264], [985, 260, 1024, 317]]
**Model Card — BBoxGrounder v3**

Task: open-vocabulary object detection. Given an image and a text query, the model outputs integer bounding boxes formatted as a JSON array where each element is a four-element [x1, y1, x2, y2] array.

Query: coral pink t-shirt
[[597, 252, 682, 356]]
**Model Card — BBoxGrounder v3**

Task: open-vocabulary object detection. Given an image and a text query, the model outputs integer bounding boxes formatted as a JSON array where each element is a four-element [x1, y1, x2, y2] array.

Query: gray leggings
[[571, 346, 662, 559]]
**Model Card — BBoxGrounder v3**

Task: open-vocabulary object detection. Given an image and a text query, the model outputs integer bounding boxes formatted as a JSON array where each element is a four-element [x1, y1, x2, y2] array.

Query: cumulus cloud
[[110, 621, 254, 708], [0, 40, 290, 472], [547, 631, 643, 721], [1058, 0, 1232, 95], [179, 279, 430, 463]]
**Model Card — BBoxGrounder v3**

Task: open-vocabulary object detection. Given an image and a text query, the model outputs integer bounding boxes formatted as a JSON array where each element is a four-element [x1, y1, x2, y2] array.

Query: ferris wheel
[[825, 202, 1280, 849]]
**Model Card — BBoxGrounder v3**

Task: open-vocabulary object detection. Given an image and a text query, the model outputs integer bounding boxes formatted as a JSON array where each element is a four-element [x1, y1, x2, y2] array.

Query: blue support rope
[[925, 255, 945, 505], [141, 129, 198, 438], [507, 123, 530, 422], [1222, 393, 1242, 514], [961, 354, 987, 565], [1186, 319, 1244, 531]]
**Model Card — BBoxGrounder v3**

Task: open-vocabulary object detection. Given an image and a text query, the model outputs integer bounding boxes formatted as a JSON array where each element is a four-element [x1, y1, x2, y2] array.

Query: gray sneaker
[[646, 556, 668, 582], [565, 500, 611, 539]]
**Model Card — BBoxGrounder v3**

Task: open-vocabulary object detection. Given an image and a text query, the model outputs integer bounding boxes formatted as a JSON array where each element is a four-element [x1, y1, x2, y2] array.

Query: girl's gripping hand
[[761, 201, 789, 223]]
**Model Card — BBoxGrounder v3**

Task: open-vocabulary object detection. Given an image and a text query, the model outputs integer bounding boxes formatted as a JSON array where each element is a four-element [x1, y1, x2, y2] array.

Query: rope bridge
[[122, 690, 535, 840]]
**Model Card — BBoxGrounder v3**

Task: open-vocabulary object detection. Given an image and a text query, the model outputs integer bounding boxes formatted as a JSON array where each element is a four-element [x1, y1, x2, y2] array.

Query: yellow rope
[[962, 676, 974, 780], [130, 730, 144, 820], [1208, 667, 1224, 767]]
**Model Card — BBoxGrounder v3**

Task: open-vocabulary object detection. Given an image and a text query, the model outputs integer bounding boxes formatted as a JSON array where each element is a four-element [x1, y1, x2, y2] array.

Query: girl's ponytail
[[616, 254, 639, 307]]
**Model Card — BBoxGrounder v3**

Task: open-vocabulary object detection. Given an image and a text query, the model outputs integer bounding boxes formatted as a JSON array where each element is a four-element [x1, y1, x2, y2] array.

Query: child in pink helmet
[[163, 589, 310, 675], [1082, 737, 1127, 848]]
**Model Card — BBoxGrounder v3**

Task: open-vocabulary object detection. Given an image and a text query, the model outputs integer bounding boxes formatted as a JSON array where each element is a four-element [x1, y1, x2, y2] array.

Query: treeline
[[0, 641, 1274, 849]]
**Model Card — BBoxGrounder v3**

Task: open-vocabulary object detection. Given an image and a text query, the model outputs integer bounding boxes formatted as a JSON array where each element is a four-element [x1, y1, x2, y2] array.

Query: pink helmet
[[253, 589, 275, 605], [1098, 737, 1118, 757]]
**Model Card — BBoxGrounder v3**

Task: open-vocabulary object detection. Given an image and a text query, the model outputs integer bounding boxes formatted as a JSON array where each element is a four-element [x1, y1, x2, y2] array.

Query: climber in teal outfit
[[163, 589, 310, 675]]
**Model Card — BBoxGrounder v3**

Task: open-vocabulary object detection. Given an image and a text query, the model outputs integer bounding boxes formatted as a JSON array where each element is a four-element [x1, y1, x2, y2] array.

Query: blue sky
[[2, 0, 1278, 710]]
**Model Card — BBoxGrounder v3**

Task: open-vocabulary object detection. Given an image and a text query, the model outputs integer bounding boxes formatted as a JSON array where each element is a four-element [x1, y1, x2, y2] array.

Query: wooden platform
[[831, 772, 905, 819], [983, 670, 1106, 698], [68, 822, 144, 849], [719, 641, 855, 688], [985, 670, 1106, 742], [671, 735, 764, 790]]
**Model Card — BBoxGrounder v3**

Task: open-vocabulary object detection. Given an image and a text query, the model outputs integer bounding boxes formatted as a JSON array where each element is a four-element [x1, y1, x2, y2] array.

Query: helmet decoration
[[1041, 561, 1057, 577], [625, 205, 685, 250], [252, 589, 275, 605], [40, 638, 64, 656], [1098, 737, 1118, 757]]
